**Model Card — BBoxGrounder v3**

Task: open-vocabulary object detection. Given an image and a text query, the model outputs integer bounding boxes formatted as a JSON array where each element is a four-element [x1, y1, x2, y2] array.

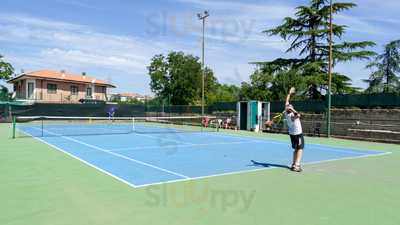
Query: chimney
[[82, 72, 86, 79], [61, 70, 66, 78]]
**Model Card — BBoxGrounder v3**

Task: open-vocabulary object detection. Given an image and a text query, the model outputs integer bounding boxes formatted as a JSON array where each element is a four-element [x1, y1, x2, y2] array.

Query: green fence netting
[[332, 93, 400, 108], [3, 93, 400, 119], [270, 100, 326, 113], [4, 103, 205, 118]]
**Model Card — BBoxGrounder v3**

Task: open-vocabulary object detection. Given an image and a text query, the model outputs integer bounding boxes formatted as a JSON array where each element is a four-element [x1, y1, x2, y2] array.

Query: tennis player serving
[[266, 87, 304, 172]]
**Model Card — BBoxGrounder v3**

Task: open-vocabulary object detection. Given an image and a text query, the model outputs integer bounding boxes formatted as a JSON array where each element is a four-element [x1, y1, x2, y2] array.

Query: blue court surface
[[18, 124, 385, 188]]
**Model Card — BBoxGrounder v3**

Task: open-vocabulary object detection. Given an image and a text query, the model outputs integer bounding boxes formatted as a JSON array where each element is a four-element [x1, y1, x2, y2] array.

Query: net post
[[132, 117, 135, 132], [41, 117, 44, 137], [12, 116, 16, 139]]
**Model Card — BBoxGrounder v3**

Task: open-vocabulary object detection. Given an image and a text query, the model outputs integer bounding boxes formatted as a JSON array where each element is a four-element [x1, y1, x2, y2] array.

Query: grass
[[1, 123, 399, 225]]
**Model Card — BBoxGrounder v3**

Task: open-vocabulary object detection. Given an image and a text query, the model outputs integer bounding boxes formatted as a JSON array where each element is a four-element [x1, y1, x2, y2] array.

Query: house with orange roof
[[115, 93, 143, 102], [110, 92, 153, 102], [7, 70, 115, 103]]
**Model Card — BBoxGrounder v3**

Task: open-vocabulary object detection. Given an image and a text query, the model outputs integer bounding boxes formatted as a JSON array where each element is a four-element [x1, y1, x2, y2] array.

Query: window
[[47, 83, 57, 94], [70, 85, 78, 95], [27, 82, 35, 99], [86, 87, 92, 98]]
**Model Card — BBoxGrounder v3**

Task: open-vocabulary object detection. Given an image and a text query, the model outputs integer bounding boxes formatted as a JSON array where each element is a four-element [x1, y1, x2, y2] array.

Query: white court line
[[202, 131, 384, 155], [18, 129, 138, 188], [217, 131, 391, 153], [133, 151, 392, 188], [31, 127, 190, 179], [109, 140, 262, 152], [19, 127, 393, 189], [304, 151, 392, 165]]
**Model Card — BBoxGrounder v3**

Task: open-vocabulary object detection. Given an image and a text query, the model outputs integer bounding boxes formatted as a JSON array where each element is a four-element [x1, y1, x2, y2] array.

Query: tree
[[270, 68, 307, 100], [207, 83, 240, 104], [0, 55, 14, 81], [239, 82, 254, 101], [0, 55, 13, 101], [254, 0, 375, 98], [203, 67, 219, 105], [239, 69, 274, 101], [0, 85, 10, 101], [148, 52, 218, 105], [265, 1, 375, 63], [364, 40, 400, 93]]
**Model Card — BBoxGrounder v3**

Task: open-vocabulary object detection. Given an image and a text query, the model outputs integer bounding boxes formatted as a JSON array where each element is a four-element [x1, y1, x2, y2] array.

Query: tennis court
[[14, 116, 388, 188], [2, 121, 399, 225]]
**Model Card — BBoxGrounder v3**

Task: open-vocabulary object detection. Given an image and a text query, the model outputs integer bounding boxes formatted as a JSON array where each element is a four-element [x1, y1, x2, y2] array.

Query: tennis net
[[12, 116, 219, 138]]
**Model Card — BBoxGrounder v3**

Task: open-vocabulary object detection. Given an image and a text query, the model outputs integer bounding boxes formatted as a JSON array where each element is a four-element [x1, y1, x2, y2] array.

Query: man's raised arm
[[285, 93, 291, 106], [286, 87, 296, 106]]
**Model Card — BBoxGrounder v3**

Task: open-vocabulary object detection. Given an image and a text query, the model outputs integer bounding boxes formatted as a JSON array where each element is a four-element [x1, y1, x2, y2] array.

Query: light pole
[[327, 0, 333, 138], [197, 11, 209, 118]]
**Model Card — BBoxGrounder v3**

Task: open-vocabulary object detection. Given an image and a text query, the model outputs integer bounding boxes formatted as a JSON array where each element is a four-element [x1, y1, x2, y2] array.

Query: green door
[[249, 101, 258, 130]]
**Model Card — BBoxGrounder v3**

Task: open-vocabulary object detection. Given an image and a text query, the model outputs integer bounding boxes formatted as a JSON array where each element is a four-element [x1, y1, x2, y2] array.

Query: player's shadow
[[250, 160, 291, 169]]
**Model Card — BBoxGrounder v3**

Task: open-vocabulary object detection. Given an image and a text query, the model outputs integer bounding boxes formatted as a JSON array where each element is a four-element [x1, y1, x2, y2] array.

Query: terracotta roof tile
[[8, 70, 115, 88]]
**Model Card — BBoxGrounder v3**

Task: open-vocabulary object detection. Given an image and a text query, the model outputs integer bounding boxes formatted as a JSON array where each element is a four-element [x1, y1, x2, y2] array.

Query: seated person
[[221, 117, 232, 129], [202, 117, 210, 127]]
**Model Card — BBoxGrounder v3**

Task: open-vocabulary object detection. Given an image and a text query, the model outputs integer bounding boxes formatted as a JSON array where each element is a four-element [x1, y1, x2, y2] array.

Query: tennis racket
[[265, 111, 284, 127]]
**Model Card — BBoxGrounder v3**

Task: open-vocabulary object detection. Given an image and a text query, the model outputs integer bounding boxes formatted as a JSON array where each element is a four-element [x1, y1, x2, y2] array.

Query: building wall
[[14, 79, 108, 103], [94, 85, 107, 100], [35, 80, 84, 102], [14, 80, 26, 99]]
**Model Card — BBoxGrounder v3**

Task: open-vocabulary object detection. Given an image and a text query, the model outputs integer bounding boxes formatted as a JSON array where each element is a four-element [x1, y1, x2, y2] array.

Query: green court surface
[[1, 123, 399, 225]]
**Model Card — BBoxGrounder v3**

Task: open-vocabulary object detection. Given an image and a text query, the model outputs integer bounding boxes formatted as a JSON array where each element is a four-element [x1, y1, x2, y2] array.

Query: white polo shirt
[[284, 112, 303, 135]]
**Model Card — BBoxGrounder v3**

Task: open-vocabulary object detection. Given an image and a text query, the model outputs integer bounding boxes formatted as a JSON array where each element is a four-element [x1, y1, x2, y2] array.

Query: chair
[[313, 122, 321, 137]]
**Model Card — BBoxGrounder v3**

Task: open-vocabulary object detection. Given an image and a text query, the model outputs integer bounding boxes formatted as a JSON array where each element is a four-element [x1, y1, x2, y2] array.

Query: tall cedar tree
[[255, 0, 375, 99], [364, 40, 400, 93]]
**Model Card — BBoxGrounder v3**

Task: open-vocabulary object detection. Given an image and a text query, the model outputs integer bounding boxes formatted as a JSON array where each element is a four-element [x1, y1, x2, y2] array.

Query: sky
[[0, 0, 399, 95]]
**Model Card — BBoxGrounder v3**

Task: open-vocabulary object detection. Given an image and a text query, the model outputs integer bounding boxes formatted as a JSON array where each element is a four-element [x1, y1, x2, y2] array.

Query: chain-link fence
[[2, 93, 400, 143], [270, 109, 400, 144]]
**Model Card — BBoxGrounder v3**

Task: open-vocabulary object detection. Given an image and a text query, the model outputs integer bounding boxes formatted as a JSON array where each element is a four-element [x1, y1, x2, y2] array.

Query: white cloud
[[3, 0, 394, 93], [40, 48, 144, 72], [0, 14, 180, 93], [54, 0, 101, 10], [353, 0, 400, 10], [0, 13, 278, 92], [145, 0, 294, 51], [175, 0, 294, 19], [0, 14, 85, 31], [0, 14, 174, 76], [335, 14, 385, 36]]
